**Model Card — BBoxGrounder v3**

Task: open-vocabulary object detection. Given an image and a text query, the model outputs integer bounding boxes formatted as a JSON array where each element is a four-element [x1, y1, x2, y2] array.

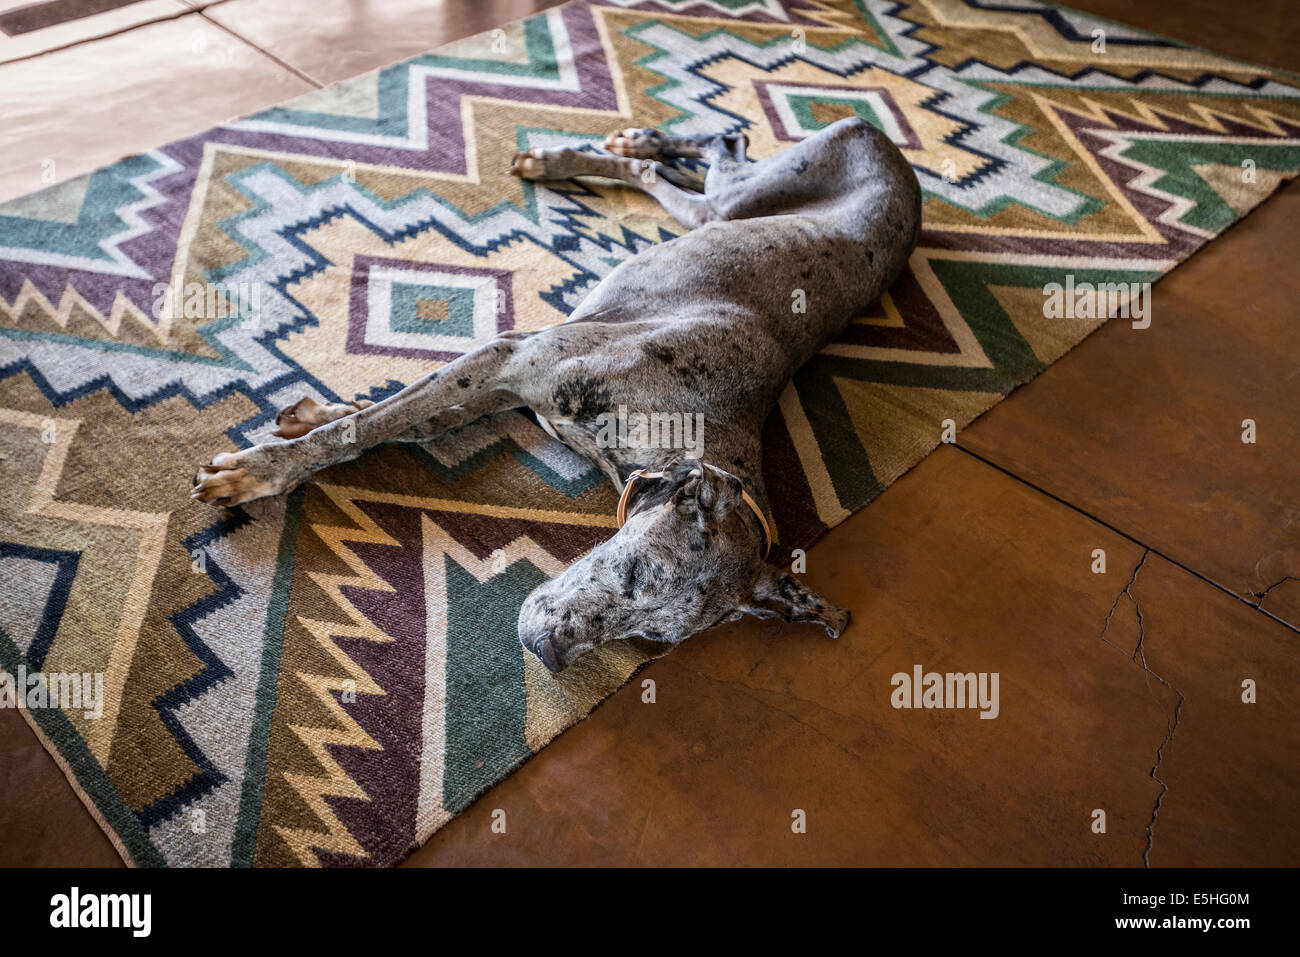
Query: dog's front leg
[[192, 340, 526, 506]]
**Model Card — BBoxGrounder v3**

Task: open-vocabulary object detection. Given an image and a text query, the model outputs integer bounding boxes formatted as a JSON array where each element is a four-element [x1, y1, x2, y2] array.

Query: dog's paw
[[273, 396, 371, 439], [191, 447, 289, 507], [604, 128, 667, 159], [824, 605, 850, 639], [508, 148, 557, 180]]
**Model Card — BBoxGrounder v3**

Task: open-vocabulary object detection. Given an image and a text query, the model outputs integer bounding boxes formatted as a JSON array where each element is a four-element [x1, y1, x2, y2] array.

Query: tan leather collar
[[615, 465, 772, 559]]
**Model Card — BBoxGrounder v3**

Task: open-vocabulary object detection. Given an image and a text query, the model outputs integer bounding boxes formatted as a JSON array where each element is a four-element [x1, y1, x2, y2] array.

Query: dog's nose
[[522, 631, 563, 673]]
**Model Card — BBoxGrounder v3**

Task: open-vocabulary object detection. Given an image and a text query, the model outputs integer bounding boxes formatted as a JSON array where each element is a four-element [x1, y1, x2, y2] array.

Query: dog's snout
[[522, 630, 563, 673]]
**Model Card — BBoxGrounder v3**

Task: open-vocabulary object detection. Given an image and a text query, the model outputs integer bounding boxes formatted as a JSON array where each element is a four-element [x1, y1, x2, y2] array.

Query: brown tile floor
[[0, 0, 187, 66], [0, 15, 313, 203], [962, 181, 1300, 626], [411, 450, 1300, 866], [204, 0, 571, 86], [0, 0, 1295, 867]]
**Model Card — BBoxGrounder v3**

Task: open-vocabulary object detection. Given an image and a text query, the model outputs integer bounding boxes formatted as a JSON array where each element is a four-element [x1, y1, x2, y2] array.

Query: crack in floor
[[1251, 575, 1299, 609], [1100, 549, 1187, 868], [953, 446, 1300, 637], [1100, 549, 1149, 655]]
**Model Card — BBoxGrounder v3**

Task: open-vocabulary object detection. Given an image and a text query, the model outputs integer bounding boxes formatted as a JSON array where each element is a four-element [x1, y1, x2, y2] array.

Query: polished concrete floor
[[0, 0, 1296, 867]]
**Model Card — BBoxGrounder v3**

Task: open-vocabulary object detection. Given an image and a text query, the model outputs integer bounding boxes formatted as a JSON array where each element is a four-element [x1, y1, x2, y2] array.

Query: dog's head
[[517, 458, 848, 672]]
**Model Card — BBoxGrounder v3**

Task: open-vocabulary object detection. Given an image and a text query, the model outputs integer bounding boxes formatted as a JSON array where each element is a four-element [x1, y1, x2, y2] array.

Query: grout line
[[0, 0, 314, 88], [197, 8, 324, 88], [952, 443, 1300, 636], [0, 3, 207, 67]]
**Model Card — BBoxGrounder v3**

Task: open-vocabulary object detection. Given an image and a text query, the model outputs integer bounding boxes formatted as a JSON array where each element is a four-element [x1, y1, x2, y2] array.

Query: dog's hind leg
[[599, 125, 865, 223], [604, 128, 748, 165], [707, 117, 905, 221], [509, 147, 719, 229], [611, 120, 904, 224]]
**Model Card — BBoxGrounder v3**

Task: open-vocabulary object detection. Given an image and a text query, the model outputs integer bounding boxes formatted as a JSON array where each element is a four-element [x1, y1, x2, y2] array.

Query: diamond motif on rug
[[347, 257, 514, 361], [754, 80, 923, 148]]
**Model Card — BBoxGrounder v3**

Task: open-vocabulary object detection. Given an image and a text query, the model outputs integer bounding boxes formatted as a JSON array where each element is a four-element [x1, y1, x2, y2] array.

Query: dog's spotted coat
[[193, 118, 922, 671]]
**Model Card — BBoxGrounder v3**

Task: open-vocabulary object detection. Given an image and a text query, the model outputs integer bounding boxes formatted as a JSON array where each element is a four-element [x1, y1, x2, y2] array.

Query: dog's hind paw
[[604, 128, 667, 159]]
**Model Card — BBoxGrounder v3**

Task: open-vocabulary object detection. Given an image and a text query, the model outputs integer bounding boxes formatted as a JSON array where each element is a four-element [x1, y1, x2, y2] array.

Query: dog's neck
[[614, 422, 771, 537]]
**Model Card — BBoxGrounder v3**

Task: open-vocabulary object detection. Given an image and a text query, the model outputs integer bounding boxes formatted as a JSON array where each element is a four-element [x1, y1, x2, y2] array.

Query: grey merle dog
[[192, 116, 922, 672]]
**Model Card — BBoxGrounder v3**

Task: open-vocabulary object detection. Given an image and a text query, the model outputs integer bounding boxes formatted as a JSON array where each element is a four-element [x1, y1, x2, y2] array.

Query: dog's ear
[[739, 566, 849, 638]]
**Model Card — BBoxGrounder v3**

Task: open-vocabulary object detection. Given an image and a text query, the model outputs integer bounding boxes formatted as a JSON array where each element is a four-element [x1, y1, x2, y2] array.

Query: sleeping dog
[[192, 117, 922, 672]]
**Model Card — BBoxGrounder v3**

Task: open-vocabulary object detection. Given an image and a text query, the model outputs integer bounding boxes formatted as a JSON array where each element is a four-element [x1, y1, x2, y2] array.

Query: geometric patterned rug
[[1, 0, 1297, 867]]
